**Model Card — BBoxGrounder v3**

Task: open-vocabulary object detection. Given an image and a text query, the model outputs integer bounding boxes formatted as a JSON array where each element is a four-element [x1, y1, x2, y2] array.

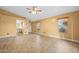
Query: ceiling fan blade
[[28, 11, 32, 13], [37, 10, 42, 12], [26, 8, 31, 10]]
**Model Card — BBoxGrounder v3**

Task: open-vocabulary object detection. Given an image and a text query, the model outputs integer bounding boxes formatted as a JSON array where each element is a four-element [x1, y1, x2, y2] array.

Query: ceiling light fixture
[[26, 6, 42, 14]]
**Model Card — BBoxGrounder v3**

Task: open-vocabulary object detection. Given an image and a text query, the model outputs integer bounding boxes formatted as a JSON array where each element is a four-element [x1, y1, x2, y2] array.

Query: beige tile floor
[[0, 34, 79, 53]]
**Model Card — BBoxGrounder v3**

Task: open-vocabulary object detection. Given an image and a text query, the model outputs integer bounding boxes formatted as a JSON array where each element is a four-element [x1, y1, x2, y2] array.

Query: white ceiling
[[0, 6, 79, 21]]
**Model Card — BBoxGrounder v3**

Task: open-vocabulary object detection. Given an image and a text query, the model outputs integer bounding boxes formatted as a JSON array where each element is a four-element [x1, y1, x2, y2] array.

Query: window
[[57, 17, 68, 33]]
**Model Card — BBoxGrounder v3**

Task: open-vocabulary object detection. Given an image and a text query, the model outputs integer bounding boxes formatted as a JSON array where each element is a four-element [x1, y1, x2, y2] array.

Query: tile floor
[[0, 34, 79, 53]]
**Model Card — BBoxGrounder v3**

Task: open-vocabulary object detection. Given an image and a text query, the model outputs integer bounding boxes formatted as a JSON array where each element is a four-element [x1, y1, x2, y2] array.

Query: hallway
[[0, 34, 79, 53]]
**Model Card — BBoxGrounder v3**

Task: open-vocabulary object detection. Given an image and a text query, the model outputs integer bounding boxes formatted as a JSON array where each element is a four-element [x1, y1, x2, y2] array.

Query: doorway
[[16, 20, 24, 35]]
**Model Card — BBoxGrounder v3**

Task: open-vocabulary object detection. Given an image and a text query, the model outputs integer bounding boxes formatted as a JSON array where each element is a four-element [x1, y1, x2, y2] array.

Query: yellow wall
[[0, 14, 16, 36], [40, 18, 60, 38], [0, 9, 29, 36], [31, 22, 36, 33], [31, 11, 79, 40], [73, 12, 79, 40]]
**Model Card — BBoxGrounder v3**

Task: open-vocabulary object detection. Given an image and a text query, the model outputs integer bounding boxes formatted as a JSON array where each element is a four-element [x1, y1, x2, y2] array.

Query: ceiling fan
[[26, 6, 42, 14]]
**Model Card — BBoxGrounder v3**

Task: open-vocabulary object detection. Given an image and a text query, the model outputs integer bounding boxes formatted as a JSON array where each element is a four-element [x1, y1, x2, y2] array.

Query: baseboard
[[36, 32, 79, 43], [0, 35, 16, 39], [37, 32, 61, 38]]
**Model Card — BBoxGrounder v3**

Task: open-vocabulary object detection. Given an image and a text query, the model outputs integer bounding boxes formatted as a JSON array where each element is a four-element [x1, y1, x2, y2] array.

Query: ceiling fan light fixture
[[32, 11, 37, 14], [26, 6, 42, 14]]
